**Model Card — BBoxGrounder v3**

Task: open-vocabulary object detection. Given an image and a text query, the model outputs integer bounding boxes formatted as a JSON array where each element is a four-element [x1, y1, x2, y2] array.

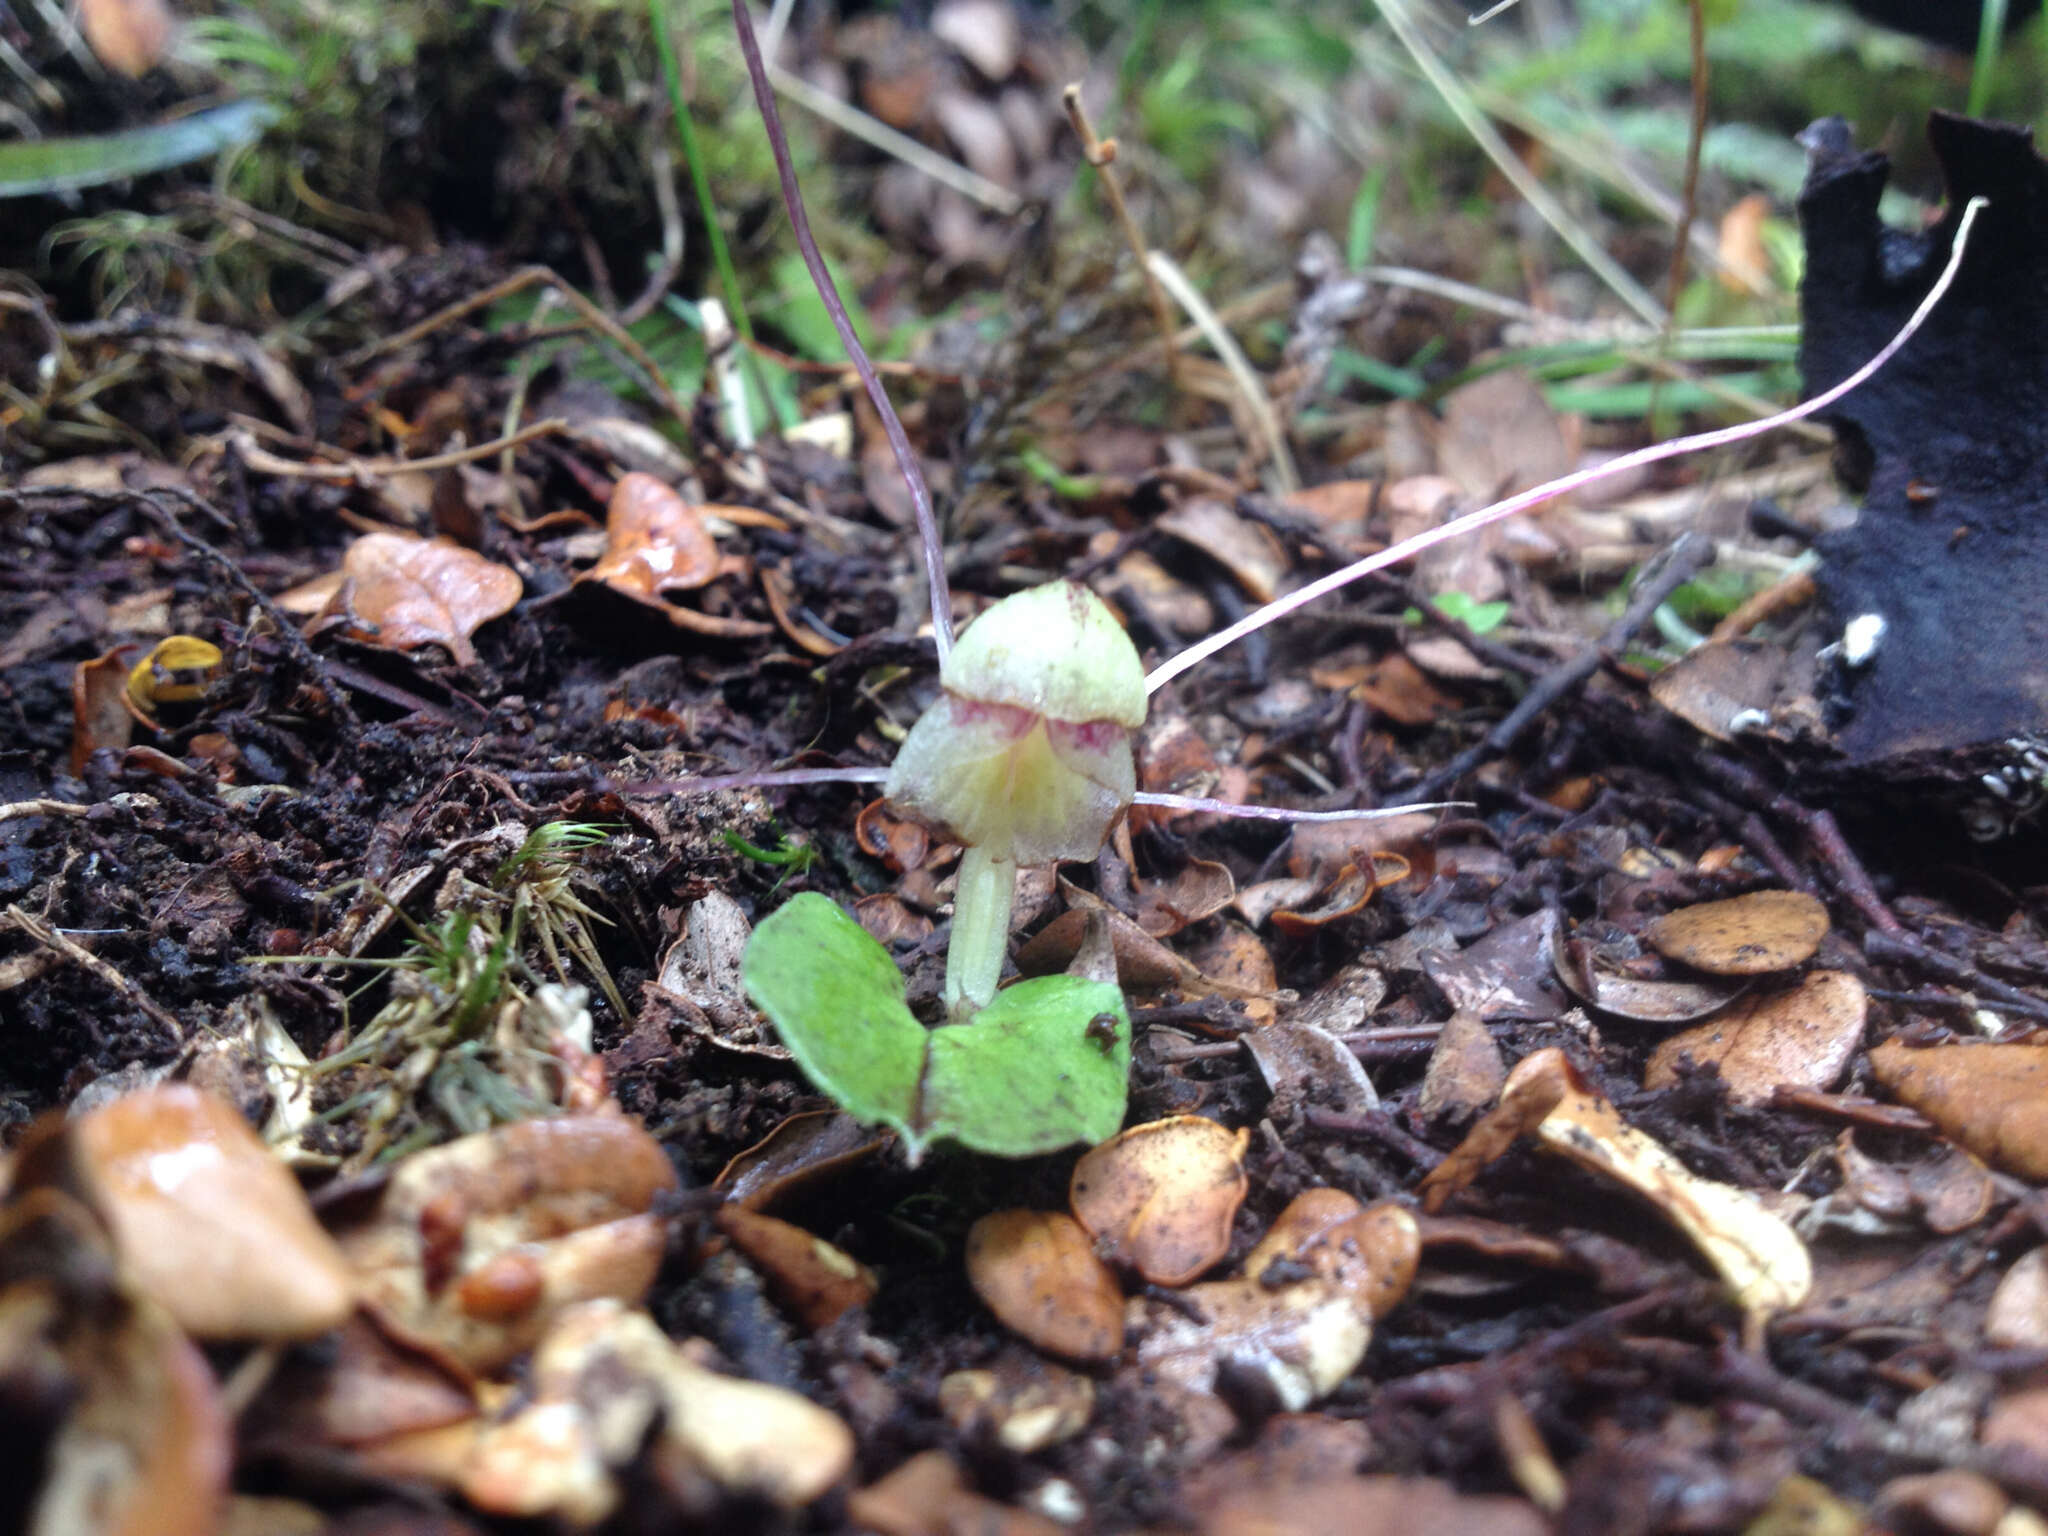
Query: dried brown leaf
[[1646, 890, 1830, 976], [334, 533, 522, 667], [1644, 972, 1865, 1105], [964, 1209, 1124, 1362], [1070, 1116, 1250, 1286], [1869, 1039, 2048, 1180]]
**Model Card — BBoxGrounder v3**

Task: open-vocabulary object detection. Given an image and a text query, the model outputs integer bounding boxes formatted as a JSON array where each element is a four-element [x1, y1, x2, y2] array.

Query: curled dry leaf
[[1, 1187, 232, 1536], [1244, 1021, 1380, 1119], [582, 473, 721, 600], [1419, 1049, 1811, 1325], [71, 643, 141, 774], [459, 1299, 853, 1523], [1069, 1116, 1251, 1286], [1552, 931, 1740, 1025], [41, 1085, 355, 1342], [1645, 890, 1830, 976], [713, 1206, 876, 1330], [848, 1450, 1065, 1536], [334, 1115, 678, 1376], [1269, 855, 1409, 937], [1017, 904, 1268, 999], [1156, 499, 1289, 602], [250, 1315, 477, 1451], [1128, 1275, 1371, 1417], [712, 1110, 887, 1212], [939, 1351, 1097, 1454], [1644, 972, 1866, 1106], [855, 798, 932, 873], [1987, 1248, 2048, 1350], [1869, 1039, 2048, 1180], [1134, 857, 1237, 938], [310, 533, 523, 667], [964, 1208, 1124, 1362], [1242, 1191, 1421, 1323]]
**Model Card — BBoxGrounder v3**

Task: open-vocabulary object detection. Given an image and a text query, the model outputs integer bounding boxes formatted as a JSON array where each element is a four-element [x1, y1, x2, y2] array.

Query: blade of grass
[[1970, 0, 2010, 118], [650, 0, 789, 431]]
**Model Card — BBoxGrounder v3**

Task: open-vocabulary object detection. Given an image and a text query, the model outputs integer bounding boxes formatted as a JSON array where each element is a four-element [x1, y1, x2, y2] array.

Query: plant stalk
[[945, 845, 1015, 1020]]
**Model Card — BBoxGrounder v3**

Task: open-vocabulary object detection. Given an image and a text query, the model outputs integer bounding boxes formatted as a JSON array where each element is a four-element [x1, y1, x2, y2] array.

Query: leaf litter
[[6, 5, 2048, 1531]]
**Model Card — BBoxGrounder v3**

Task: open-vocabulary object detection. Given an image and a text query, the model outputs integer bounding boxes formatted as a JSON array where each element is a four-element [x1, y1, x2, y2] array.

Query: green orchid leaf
[[741, 892, 1131, 1161]]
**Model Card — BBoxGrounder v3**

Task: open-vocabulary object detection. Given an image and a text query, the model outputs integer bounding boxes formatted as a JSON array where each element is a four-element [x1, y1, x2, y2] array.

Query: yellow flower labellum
[[885, 582, 1145, 866], [127, 635, 225, 718]]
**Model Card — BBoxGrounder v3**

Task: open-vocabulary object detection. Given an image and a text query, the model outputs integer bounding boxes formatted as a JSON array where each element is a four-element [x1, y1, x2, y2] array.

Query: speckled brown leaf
[[1069, 1116, 1249, 1286], [1646, 890, 1830, 976], [1869, 1039, 2048, 1180], [964, 1209, 1124, 1362], [1644, 972, 1865, 1105], [331, 532, 522, 667], [1243, 1191, 1420, 1323]]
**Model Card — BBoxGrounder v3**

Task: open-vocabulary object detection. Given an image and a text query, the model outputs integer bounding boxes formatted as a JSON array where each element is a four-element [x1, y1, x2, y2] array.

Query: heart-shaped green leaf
[[741, 892, 1131, 1161]]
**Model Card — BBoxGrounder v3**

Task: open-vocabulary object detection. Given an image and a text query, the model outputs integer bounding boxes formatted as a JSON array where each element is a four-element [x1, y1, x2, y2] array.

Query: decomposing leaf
[[457, 1299, 852, 1523], [1069, 1116, 1250, 1286], [1418, 1010, 1507, 1127], [1644, 972, 1866, 1105], [651, 891, 790, 1060], [939, 1351, 1096, 1454], [1869, 1039, 2048, 1180], [1270, 855, 1408, 936], [712, 1111, 886, 1213], [1420, 1049, 1811, 1325], [1987, 1248, 2048, 1350], [713, 1206, 876, 1330], [1134, 858, 1237, 937], [1648, 638, 1801, 743], [1646, 890, 1830, 976], [1425, 909, 1569, 1022], [855, 798, 931, 873], [304, 533, 523, 667], [1126, 1275, 1370, 1418], [1242, 1192, 1421, 1323], [848, 1451, 1064, 1536], [333, 1115, 678, 1375], [1, 1187, 232, 1536], [1553, 931, 1741, 1025], [1017, 903, 1268, 999], [33, 1086, 354, 1343], [964, 1209, 1124, 1362], [1156, 499, 1288, 602], [72, 643, 141, 774], [1245, 1021, 1380, 1120]]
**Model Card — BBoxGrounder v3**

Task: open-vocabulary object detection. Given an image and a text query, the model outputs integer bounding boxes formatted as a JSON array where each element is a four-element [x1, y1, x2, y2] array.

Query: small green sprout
[[740, 582, 1142, 1160]]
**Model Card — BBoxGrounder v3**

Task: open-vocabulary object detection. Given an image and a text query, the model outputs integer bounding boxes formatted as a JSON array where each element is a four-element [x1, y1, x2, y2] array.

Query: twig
[[731, 0, 955, 662], [343, 266, 689, 430], [1372, 0, 1666, 327], [1402, 532, 1715, 804], [0, 799, 91, 823], [1863, 929, 2048, 1024], [223, 418, 572, 481], [1144, 250, 1301, 494], [4, 903, 188, 1044], [1145, 197, 1992, 694], [1062, 84, 1186, 406]]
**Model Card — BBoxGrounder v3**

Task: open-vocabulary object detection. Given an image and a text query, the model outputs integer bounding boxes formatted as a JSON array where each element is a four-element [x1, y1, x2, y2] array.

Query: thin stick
[[4, 903, 188, 1043], [1062, 85, 1186, 405], [731, 0, 955, 662], [1132, 792, 1465, 822], [1144, 251, 1301, 494], [0, 799, 90, 822], [1144, 196, 1990, 694], [1374, 0, 1666, 327], [226, 418, 571, 480]]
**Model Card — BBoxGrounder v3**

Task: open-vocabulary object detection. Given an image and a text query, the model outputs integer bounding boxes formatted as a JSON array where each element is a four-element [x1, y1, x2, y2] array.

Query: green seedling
[[1402, 592, 1512, 635]]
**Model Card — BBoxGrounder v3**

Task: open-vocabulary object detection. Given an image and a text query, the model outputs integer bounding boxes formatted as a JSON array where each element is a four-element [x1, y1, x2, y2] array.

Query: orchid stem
[[945, 846, 1015, 1021]]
